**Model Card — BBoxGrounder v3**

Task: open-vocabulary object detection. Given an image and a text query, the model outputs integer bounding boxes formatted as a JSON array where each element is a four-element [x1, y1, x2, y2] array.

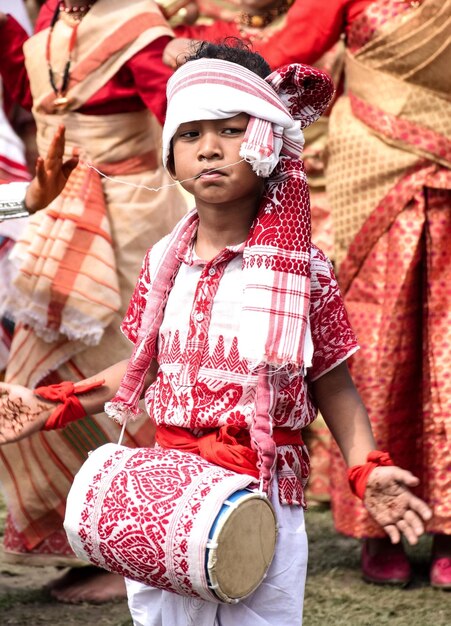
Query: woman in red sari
[[166, 0, 451, 588], [326, 0, 451, 589]]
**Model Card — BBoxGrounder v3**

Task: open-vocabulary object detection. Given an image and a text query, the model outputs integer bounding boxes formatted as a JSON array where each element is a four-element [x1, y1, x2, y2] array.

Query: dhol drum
[[64, 443, 278, 603]]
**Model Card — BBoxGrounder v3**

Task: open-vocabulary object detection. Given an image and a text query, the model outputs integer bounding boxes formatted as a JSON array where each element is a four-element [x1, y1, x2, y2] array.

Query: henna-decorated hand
[[0, 383, 55, 444], [364, 466, 432, 545]]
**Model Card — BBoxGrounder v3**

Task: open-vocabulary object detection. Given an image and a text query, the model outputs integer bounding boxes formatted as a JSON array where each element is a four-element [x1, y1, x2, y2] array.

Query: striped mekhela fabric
[[4, 162, 121, 346]]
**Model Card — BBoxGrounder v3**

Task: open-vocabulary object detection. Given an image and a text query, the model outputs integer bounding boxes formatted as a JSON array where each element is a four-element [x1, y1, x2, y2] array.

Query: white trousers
[[125, 479, 308, 626]]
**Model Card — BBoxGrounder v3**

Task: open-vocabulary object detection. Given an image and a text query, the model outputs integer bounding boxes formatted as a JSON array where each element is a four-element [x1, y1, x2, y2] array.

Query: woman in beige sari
[[327, 0, 451, 588], [0, 0, 186, 602]]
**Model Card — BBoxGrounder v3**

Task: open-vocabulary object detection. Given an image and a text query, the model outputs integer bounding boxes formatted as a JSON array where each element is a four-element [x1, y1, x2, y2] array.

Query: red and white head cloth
[[106, 59, 333, 489], [162, 58, 306, 176]]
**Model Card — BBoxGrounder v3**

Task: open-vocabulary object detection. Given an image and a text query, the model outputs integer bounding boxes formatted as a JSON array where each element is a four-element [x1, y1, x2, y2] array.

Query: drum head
[[207, 495, 277, 602]]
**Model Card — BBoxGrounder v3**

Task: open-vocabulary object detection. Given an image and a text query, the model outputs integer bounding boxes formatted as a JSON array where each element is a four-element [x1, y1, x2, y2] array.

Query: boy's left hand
[[25, 125, 79, 214], [364, 466, 432, 545]]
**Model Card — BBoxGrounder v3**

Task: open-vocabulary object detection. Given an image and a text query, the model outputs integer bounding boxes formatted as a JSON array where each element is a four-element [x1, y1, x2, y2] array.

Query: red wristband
[[34, 379, 104, 431], [347, 451, 394, 500]]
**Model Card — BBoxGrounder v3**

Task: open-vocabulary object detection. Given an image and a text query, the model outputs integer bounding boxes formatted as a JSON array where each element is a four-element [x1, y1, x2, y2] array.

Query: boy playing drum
[[0, 41, 432, 625]]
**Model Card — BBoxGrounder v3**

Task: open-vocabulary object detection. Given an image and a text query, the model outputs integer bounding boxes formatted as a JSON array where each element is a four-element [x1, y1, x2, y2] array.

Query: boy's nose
[[197, 134, 222, 161]]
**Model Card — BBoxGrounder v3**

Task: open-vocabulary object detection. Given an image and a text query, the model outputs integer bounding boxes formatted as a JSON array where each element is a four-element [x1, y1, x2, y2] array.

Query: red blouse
[[176, 0, 373, 69], [0, 0, 174, 125]]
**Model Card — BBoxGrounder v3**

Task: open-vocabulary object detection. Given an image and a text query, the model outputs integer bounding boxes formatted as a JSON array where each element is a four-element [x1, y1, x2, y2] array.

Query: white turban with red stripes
[[162, 58, 331, 177]]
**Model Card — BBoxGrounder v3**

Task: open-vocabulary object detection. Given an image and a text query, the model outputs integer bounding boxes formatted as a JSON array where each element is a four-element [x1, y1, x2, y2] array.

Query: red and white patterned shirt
[[122, 233, 358, 506]]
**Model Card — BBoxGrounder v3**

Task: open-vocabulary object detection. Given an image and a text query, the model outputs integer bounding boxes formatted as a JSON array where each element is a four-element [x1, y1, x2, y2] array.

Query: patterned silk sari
[[328, 0, 451, 537]]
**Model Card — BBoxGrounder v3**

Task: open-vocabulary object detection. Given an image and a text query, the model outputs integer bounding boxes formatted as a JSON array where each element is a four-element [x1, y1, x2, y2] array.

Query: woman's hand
[[25, 125, 79, 213], [163, 38, 200, 69], [0, 382, 55, 444], [364, 466, 432, 545]]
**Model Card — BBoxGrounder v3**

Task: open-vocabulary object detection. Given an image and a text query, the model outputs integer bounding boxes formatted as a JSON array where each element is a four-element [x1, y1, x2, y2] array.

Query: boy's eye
[[178, 130, 199, 139], [223, 127, 245, 135]]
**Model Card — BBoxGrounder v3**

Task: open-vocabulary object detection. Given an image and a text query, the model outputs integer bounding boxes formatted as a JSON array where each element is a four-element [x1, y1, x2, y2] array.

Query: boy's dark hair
[[183, 38, 271, 79]]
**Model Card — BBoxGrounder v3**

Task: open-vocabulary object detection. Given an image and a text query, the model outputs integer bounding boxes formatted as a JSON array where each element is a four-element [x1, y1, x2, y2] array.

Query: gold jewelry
[[60, 1, 96, 23], [238, 0, 294, 29], [47, 2, 84, 109]]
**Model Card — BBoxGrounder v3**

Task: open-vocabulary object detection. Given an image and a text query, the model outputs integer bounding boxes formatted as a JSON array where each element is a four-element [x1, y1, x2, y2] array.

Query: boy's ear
[[167, 145, 177, 180], [165, 139, 177, 179], [167, 159, 177, 180]]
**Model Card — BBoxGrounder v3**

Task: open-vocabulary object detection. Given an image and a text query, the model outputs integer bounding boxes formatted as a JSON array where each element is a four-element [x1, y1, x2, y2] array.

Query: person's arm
[[307, 247, 431, 544], [311, 360, 374, 466], [312, 359, 432, 545], [0, 245, 157, 443], [172, 0, 356, 69], [0, 357, 158, 444], [0, 12, 33, 110], [248, 0, 348, 67], [0, 125, 79, 220], [167, 0, 346, 70], [25, 125, 79, 213], [127, 36, 175, 126]]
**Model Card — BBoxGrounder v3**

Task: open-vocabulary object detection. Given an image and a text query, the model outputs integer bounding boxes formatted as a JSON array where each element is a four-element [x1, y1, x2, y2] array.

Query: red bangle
[[34, 379, 104, 430], [347, 451, 394, 500]]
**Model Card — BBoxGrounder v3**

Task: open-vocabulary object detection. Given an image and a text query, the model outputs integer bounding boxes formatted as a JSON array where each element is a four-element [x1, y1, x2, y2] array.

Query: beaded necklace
[[45, 2, 94, 108]]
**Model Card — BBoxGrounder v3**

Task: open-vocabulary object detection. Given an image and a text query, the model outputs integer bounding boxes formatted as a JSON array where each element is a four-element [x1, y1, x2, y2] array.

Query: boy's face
[[171, 113, 265, 211]]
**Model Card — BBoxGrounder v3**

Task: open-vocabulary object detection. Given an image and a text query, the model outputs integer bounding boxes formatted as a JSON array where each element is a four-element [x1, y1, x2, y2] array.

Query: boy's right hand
[[0, 382, 55, 444], [25, 125, 79, 214]]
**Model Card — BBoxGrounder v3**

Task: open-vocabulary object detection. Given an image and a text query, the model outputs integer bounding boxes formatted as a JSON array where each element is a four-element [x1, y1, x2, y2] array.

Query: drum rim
[[206, 491, 278, 603]]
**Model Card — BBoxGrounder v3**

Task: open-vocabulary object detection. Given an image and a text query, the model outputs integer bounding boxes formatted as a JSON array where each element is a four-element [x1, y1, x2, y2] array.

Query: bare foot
[[47, 566, 126, 604]]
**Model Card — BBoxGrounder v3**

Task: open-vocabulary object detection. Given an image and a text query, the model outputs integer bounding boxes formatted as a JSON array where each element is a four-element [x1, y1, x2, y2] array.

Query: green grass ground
[[0, 496, 449, 625]]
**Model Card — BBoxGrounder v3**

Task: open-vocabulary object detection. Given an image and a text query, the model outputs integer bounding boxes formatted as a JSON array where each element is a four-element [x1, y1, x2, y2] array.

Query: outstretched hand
[[364, 466, 432, 545], [25, 125, 79, 214], [0, 383, 55, 444]]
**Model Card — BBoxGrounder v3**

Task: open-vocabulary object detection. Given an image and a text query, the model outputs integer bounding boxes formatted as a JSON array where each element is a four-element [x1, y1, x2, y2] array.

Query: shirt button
[[208, 267, 216, 276], [195, 312, 204, 322]]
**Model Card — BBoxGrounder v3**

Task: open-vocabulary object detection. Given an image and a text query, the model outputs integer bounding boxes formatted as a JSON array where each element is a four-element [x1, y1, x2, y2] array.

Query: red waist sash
[[155, 424, 304, 479]]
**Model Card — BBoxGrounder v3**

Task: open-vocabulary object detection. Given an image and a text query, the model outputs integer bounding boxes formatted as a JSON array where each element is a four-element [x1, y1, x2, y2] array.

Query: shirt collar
[[176, 220, 246, 266]]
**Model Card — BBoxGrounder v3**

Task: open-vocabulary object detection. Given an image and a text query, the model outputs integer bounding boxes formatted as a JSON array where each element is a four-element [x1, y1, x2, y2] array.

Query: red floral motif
[[121, 248, 153, 343], [225, 411, 248, 429], [65, 444, 258, 601], [120, 241, 358, 506], [272, 64, 335, 129]]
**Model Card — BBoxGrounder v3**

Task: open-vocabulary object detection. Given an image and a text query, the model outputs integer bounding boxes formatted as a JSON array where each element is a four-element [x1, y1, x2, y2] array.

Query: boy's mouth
[[197, 167, 226, 179]]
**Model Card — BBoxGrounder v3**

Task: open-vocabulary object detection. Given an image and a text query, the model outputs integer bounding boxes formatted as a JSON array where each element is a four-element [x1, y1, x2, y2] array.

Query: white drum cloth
[[125, 476, 308, 626], [64, 443, 277, 602]]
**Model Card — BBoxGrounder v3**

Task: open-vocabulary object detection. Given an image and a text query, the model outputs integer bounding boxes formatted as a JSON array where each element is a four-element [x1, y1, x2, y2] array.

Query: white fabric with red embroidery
[[117, 243, 358, 507], [105, 61, 336, 495], [64, 443, 272, 601]]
